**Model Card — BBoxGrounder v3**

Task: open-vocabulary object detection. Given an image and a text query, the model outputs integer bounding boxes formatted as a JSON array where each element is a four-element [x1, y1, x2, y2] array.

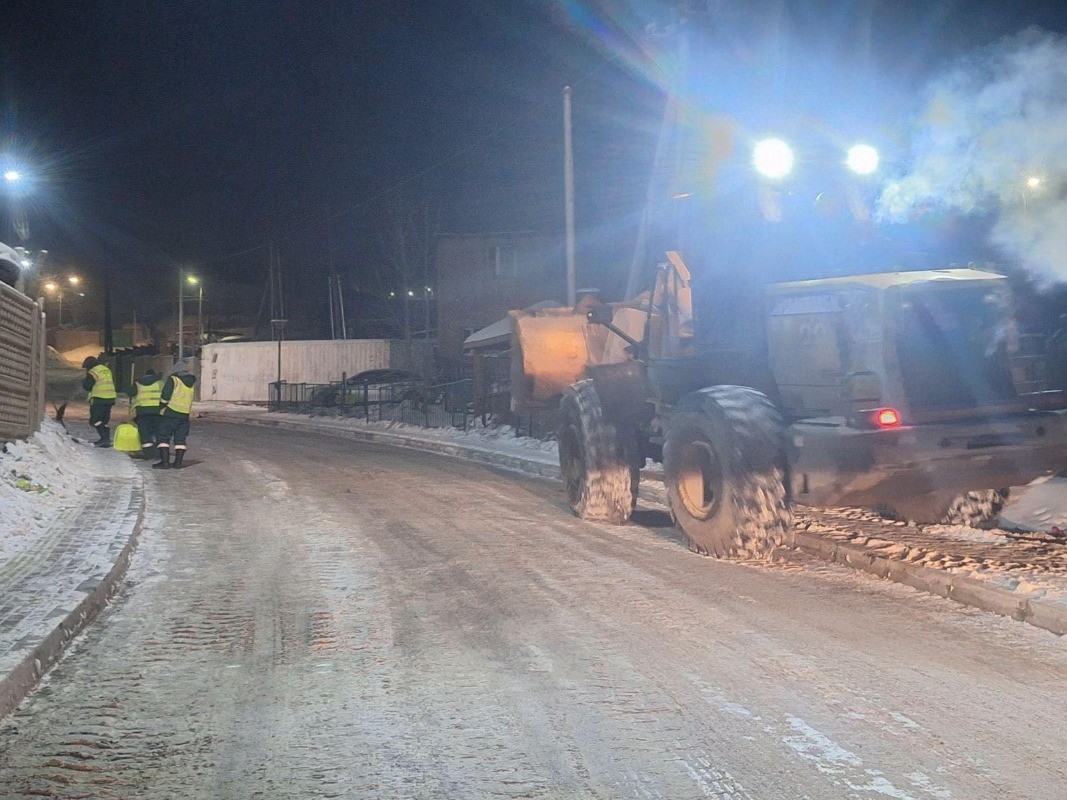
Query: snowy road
[[0, 420, 1064, 799]]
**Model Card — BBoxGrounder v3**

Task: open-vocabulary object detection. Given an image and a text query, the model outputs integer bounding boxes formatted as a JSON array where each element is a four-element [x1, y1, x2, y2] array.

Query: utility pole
[[563, 85, 577, 307], [197, 281, 204, 347], [103, 270, 113, 354], [338, 278, 347, 339], [177, 270, 185, 359], [328, 276, 336, 339]]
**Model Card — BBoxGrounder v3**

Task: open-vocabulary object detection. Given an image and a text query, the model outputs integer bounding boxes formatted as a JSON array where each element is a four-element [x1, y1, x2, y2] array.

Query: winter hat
[[170, 359, 191, 375]]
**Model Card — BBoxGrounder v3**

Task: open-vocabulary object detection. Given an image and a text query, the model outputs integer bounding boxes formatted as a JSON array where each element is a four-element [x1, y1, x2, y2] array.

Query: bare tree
[[379, 182, 440, 340]]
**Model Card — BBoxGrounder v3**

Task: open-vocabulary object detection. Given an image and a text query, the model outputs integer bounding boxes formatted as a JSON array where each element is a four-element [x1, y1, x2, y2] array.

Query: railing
[[267, 372, 560, 440], [268, 377, 478, 430]]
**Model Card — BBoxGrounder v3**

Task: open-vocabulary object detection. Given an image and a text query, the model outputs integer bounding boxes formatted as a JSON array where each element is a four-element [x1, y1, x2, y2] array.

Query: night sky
[[4, 1, 1067, 329]]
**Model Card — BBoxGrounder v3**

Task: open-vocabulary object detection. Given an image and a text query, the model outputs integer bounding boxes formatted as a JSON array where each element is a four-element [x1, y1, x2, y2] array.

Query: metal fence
[[266, 374, 559, 439], [268, 377, 477, 430], [0, 282, 46, 442]]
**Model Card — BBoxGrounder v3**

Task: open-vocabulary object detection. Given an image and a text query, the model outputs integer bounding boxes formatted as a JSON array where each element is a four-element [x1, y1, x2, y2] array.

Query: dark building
[[434, 232, 564, 358]]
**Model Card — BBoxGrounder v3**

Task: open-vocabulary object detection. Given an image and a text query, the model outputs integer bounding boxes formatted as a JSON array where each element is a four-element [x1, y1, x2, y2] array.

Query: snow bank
[[198, 402, 560, 460], [0, 420, 94, 563], [999, 477, 1067, 534]]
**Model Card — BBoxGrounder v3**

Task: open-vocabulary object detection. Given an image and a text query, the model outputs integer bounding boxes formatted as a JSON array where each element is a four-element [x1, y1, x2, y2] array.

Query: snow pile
[[0, 420, 93, 563], [199, 402, 560, 461], [920, 525, 1015, 544], [999, 477, 1067, 533], [361, 418, 558, 457]]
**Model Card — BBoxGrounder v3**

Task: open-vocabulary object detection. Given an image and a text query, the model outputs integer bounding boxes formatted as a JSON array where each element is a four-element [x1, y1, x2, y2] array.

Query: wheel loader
[[509, 252, 1067, 557]]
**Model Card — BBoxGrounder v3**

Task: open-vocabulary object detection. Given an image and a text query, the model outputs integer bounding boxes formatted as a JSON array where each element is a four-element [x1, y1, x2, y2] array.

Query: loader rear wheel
[[558, 380, 639, 524], [664, 386, 790, 558], [881, 488, 1009, 529]]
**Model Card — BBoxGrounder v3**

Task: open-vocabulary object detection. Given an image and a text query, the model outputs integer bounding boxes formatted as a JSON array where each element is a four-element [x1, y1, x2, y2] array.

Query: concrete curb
[[789, 530, 1066, 636], [0, 481, 147, 720], [213, 411, 1067, 637]]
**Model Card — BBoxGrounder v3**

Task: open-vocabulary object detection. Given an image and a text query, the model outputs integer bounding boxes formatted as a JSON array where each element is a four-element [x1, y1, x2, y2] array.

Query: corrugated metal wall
[[201, 339, 435, 403], [0, 283, 46, 442]]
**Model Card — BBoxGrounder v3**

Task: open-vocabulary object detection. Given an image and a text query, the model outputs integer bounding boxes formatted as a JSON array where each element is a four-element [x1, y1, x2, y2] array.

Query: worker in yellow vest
[[129, 368, 163, 460], [154, 359, 197, 470], [82, 356, 117, 448]]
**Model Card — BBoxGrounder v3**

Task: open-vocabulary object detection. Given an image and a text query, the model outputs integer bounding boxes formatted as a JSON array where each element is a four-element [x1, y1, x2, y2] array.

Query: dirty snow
[[198, 401, 560, 461], [999, 477, 1067, 534], [0, 420, 96, 563]]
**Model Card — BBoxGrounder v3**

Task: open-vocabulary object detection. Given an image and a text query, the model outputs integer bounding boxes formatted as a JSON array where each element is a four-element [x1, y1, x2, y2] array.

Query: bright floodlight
[[1026, 176, 1042, 189], [67, 275, 80, 285], [846, 144, 880, 175], [3, 170, 21, 182], [753, 138, 794, 179], [187, 275, 200, 285], [44, 281, 58, 292]]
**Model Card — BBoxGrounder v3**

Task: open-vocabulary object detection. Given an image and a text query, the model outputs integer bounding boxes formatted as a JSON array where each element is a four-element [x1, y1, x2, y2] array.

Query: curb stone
[[212, 410, 1067, 637], [0, 480, 146, 720]]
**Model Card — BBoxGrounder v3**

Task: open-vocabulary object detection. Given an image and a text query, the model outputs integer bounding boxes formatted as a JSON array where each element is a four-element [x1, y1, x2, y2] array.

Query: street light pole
[[198, 282, 204, 347], [178, 270, 185, 359]]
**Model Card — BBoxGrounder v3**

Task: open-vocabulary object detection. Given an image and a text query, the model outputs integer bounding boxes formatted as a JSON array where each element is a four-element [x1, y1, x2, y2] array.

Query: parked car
[[311, 369, 429, 408]]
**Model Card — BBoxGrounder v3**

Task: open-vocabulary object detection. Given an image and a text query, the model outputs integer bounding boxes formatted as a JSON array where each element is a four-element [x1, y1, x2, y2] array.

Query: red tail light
[[874, 408, 901, 428]]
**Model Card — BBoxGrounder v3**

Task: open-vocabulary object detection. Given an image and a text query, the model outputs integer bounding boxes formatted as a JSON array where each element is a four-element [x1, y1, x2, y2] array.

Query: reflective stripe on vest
[[165, 376, 194, 415], [132, 379, 163, 409], [88, 365, 117, 401]]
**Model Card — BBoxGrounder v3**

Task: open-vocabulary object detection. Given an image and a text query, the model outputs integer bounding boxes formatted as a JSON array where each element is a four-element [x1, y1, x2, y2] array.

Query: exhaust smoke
[[878, 29, 1067, 282]]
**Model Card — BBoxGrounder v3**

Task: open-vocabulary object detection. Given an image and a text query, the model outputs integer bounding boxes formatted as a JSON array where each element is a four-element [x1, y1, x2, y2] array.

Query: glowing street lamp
[[752, 138, 795, 180], [846, 144, 880, 176], [42, 274, 82, 324], [3, 170, 21, 183], [1026, 176, 1042, 190], [178, 272, 205, 356]]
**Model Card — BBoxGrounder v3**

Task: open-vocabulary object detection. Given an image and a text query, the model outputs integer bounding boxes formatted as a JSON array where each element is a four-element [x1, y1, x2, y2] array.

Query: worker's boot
[[152, 447, 171, 470], [172, 449, 185, 469], [140, 443, 156, 461], [94, 425, 112, 448]]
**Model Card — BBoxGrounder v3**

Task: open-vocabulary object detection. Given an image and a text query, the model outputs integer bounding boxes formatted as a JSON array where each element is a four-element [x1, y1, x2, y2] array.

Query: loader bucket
[[510, 308, 590, 411]]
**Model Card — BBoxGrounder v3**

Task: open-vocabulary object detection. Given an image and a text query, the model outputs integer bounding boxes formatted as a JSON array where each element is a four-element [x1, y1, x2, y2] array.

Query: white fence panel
[[201, 339, 435, 403]]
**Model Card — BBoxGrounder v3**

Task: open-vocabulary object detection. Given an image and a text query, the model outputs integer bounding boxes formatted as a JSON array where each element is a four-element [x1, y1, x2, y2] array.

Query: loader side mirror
[[587, 304, 614, 326]]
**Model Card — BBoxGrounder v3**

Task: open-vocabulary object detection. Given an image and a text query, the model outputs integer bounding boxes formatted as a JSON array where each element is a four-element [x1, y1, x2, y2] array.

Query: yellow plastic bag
[[113, 423, 142, 452]]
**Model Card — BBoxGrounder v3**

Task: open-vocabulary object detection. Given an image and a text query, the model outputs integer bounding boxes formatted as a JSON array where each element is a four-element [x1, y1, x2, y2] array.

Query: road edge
[[0, 480, 147, 721], [211, 411, 1067, 637]]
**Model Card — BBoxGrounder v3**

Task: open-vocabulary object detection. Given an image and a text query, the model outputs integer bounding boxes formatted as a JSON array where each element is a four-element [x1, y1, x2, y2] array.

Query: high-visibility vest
[[164, 376, 194, 415], [87, 364, 117, 401], [131, 379, 163, 410]]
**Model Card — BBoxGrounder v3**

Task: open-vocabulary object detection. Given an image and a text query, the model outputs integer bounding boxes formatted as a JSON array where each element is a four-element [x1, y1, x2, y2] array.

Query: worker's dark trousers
[[89, 401, 112, 440], [136, 412, 159, 456], [156, 415, 191, 451]]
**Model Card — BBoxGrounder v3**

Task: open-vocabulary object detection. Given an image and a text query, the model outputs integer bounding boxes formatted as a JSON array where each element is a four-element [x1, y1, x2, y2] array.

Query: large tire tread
[[558, 380, 638, 525], [664, 386, 791, 559]]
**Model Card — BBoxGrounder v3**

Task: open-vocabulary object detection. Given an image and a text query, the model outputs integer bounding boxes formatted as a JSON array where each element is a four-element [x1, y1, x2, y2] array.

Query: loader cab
[[765, 269, 1040, 422]]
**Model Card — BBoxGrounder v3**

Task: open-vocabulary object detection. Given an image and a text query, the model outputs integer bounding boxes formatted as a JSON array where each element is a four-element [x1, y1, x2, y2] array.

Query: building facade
[[434, 231, 564, 358]]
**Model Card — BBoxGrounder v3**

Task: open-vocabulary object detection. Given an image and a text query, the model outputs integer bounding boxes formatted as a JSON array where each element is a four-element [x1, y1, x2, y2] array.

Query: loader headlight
[[753, 138, 794, 180], [846, 144, 879, 175]]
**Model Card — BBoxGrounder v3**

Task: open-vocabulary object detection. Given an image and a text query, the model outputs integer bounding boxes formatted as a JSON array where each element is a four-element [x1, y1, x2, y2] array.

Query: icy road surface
[[0, 420, 1064, 799]]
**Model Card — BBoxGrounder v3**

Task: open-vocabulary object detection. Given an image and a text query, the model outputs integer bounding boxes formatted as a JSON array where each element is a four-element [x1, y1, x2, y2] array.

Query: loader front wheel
[[664, 387, 790, 558], [558, 380, 638, 524]]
